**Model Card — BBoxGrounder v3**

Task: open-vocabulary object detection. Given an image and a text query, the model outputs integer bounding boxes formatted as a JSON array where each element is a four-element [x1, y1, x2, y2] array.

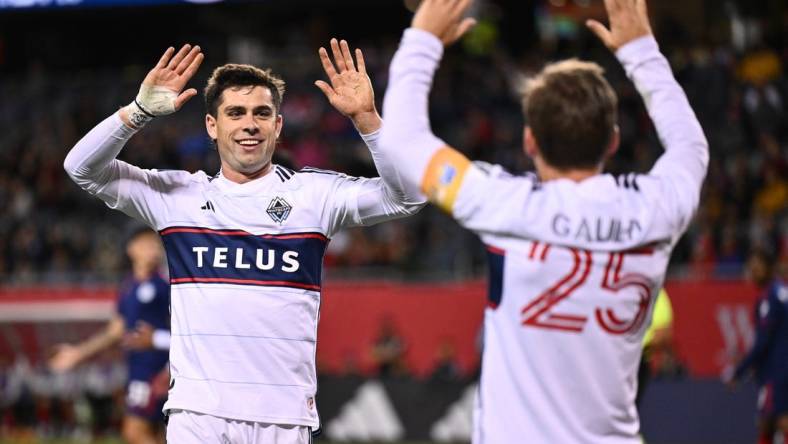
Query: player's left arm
[[314, 39, 427, 229]]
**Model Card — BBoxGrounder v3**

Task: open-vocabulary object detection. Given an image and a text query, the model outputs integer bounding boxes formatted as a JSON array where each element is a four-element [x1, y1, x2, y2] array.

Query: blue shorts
[[125, 379, 166, 423], [758, 379, 788, 419]]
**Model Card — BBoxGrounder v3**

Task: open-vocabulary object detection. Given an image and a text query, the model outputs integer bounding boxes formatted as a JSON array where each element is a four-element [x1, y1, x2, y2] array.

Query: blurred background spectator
[[371, 315, 408, 378], [0, 0, 785, 441], [0, 0, 783, 286]]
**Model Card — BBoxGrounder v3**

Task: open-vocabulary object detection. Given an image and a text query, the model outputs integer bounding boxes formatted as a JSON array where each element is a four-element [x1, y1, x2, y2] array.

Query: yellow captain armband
[[420, 147, 472, 213]]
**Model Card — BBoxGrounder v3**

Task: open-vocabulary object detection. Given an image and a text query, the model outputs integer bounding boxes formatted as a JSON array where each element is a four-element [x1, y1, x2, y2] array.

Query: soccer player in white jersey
[[379, 0, 708, 442], [64, 41, 424, 443]]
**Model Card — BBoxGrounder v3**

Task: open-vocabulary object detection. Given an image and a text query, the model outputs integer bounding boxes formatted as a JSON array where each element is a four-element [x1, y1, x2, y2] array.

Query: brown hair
[[204, 64, 286, 116], [521, 59, 618, 170]]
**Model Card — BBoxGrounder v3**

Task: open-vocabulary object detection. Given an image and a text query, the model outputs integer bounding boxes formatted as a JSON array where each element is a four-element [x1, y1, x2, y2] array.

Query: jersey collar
[[212, 165, 280, 195]]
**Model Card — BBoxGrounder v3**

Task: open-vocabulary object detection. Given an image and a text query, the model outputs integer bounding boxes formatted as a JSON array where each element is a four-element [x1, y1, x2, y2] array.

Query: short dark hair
[[204, 64, 286, 116], [522, 59, 618, 170]]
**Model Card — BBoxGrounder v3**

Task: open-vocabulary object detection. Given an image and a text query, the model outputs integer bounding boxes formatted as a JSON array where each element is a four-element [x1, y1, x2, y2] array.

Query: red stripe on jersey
[[259, 233, 328, 241], [547, 313, 587, 323], [170, 277, 321, 291], [623, 242, 660, 255], [528, 241, 539, 259], [160, 227, 328, 242], [486, 245, 506, 255], [160, 227, 248, 236], [533, 323, 585, 333], [539, 244, 551, 262]]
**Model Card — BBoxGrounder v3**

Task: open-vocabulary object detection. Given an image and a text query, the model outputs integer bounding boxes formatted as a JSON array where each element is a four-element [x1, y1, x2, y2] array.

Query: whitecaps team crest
[[267, 197, 292, 223], [136, 282, 156, 303]]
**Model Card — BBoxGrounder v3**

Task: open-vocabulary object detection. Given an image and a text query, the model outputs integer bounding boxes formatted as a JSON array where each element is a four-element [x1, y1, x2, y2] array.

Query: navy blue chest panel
[[485, 245, 505, 309], [118, 276, 170, 330], [160, 227, 328, 291]]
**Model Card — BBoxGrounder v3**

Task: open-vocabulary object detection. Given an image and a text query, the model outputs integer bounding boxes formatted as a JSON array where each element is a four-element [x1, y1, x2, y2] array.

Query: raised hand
[[411, 0, 477, 46], [586, 0, 652, 52], [122, 44, 204, 128], [315, 39, 380, 133], [139, 44, 205, 114]]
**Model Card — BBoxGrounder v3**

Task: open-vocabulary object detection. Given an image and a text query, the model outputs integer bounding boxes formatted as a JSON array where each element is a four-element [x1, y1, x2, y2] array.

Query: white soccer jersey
[[64, 117, 424, 428], [381, 30, 708, 443]]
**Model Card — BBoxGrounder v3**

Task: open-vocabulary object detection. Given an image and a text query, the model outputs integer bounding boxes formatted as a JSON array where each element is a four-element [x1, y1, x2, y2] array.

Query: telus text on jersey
[[191, 247, 300, 272], [551, 213, 642, 243]]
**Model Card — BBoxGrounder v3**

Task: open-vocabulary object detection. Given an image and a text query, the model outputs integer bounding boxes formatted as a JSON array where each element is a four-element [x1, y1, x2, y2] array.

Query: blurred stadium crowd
[[0, 3, 785, 285], [0, 347, 127, 441]]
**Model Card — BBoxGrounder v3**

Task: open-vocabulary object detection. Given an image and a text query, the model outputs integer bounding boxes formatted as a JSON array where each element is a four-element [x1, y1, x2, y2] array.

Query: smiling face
[[205, 85, 283, 183]]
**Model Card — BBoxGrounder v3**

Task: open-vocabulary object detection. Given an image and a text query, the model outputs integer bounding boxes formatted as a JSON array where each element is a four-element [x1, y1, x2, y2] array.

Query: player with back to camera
[[50, 227, 170, 444], [378, 0, 708, 442], [63, 39, 425, 443]]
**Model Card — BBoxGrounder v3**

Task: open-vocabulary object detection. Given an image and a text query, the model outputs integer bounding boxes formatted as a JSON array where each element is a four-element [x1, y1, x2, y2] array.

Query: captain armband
[[420, 147, 472, 213]]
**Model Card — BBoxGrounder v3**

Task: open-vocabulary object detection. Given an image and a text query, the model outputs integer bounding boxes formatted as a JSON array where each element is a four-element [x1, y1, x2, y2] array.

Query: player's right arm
[[63, 45, 203, 224], [379, 0, 536, 235], [588, 0, 709, 234], [49, 315, 125, 372]]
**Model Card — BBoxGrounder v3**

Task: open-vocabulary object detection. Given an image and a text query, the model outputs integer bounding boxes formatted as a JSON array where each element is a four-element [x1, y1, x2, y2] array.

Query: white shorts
[[166, 409, 311, 444]]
